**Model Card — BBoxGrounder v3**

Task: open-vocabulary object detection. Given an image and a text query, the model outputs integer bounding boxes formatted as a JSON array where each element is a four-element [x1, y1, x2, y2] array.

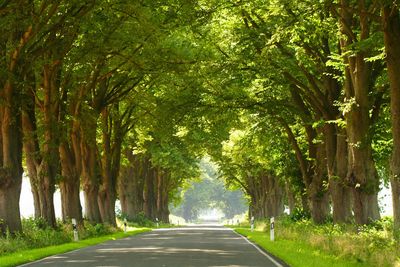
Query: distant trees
[[171, 158, 247, 222]]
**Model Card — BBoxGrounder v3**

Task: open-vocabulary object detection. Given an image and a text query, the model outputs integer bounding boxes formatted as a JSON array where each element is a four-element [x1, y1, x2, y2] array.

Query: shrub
[[0, 218, 120, 256], [0, 218, 71, 255], [124, 212, 155, 227], [271, 217, 399, 267], [79, 222, 117, 239], [289, 208, 311, 222]]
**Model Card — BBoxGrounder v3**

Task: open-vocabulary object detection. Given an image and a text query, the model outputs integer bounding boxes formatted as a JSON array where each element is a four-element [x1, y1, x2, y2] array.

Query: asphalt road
[[20, 225, 286, 267]]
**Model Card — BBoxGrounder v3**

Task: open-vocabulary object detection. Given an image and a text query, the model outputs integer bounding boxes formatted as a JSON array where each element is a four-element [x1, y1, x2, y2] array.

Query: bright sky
[[19, 178, 84, 218]]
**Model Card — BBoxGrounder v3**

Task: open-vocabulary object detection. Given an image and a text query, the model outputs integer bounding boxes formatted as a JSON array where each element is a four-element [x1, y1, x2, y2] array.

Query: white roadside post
[[251, 216, 255, 232], [270, 217, 275, 241], [156, 217, 159, 228], [124, 218, 127, 233], [72, 218, 79, 241]]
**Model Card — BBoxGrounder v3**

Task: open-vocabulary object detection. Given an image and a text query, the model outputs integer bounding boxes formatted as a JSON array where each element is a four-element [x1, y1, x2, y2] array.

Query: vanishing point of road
[[20, 225, 287, 267]]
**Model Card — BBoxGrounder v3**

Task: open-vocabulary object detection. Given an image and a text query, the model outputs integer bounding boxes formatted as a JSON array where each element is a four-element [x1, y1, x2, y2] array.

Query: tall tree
[[382, 2, 400, 234], [1, 1, 37, 233], [335, 0, 383, 224]]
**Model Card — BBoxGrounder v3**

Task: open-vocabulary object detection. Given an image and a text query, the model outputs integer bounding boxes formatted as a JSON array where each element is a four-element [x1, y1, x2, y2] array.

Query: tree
[[382, 2, 400, 234], [333, 0, 384, 224]]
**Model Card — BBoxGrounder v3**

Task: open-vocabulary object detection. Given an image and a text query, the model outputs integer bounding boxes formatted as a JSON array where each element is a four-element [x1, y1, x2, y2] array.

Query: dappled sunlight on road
[[22, 226, 283, 267], [97, 247, 237, 256]]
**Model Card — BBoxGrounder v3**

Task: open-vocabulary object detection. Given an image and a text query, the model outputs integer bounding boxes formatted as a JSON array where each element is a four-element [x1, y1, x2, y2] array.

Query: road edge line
[[231, 229, 285, 267], [16, 230, 151, 267]]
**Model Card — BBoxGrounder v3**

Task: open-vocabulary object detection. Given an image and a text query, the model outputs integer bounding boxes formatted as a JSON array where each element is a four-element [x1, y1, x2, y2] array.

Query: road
[[21, 225, 286, 267]]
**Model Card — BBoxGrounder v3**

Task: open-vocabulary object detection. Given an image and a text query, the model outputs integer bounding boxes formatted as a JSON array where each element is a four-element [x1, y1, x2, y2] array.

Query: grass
[[0, 228, 150, 267], [235, 228, 366, 267], [233, 217, 400, 267]]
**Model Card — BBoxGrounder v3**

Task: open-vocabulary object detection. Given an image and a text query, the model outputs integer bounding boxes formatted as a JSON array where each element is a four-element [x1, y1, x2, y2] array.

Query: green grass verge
[[235, 228, 368, 267], [0, 228, 150, 267]]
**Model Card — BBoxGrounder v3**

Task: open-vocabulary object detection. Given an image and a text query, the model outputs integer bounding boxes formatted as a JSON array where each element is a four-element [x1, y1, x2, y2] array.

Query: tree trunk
[[22, 101, 42, 219], [143, 165, 157, 220], [383, 5, 400, 234], [344, 62, 380, 225], [118, 162, 143, 219], [300, 190, 310, 214], [280, 119, 312, 214], [330, 127, 352, 223], [263, 172, 284, 218], [118, 152, 145, 219], [31, 183, 41, 219], [59, 142, 83, 224], [247, 174, 266, 219], [58, 84, 84, 224], [339, 0, 380, 224], [98, 109, 116, 226], [81, 118, 102, 223], [156, 169, 163, 221], [98, 190, 116, 226], [156, 170, 170, 223], [98, 107, 124, 226], [326, 123, 353, 223], [0, 8, 34, 234], [34, 63, 62, 228], [0, 81, 23, 234], [0, 180, 22, 234], [303, 123, 329, 224], [60, 178, 82, 223], [37, 162, 57, 228], [308, 143, 330, 224], [285, 182, 296, 214], [161, 190, 170, 223]]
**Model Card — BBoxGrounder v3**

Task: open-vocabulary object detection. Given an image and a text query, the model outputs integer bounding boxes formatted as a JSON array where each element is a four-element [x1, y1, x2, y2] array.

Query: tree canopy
[[1, 0, 400, 238]]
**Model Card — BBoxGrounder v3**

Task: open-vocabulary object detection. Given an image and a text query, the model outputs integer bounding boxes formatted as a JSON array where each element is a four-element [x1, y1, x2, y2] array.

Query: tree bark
[[308, 142, 330, 224], [98, 108, 119, 226], [281, 118, 329, 223], [22, 91, 42, 219], [325, 123, 352, 223], [59, 141, 83, 224], [34, 63, 62, 228], [0, 81, 23, 234], [0, 12, 33, 234], [264, 172, 284, 218], [156, 170, 170, 223], [81, 116, 102, 223], [143, 164, 157, 220], [383, 5, 400, 234], [118, 152, 145, 219], [285, 182, 297, 215], [58, 84, 84, 224], [330, 126, 352, 223], [339, 0, 380, 224]]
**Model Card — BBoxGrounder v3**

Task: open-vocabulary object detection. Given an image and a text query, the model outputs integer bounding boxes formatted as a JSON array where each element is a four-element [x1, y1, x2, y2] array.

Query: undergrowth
[[233, 216, 400, 267], [118, 211, 171, 228], [0, 217, 118, 256]]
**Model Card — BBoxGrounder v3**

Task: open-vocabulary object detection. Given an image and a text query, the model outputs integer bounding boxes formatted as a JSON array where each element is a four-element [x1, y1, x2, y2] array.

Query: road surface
[[21, 225, 286, 267]]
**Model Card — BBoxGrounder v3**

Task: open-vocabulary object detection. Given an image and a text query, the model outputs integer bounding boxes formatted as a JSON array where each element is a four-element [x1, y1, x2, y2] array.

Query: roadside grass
[[0, 228, 150, 267], [235, 228, 366, 267], [233, 217, 400, 267]]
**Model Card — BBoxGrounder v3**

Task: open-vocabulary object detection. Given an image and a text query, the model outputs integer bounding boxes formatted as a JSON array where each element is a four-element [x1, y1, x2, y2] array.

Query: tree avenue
[[0, 0, 400, 241]]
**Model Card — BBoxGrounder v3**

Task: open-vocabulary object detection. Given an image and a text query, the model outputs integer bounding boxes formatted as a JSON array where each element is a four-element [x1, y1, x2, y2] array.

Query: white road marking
[[231, 229, 284, 267]]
